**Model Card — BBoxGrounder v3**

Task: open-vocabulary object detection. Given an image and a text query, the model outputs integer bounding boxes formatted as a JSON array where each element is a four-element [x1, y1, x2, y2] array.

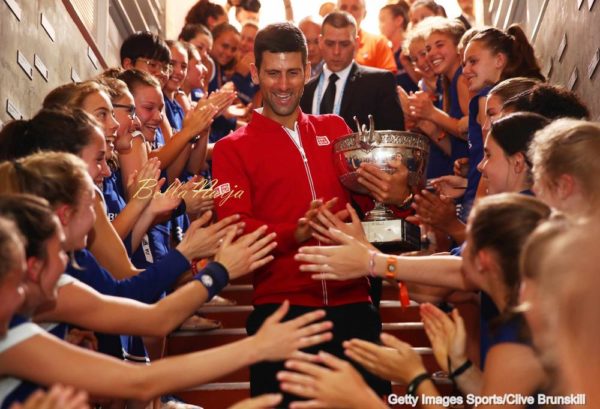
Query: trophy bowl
[[333, 117, 430, 252]]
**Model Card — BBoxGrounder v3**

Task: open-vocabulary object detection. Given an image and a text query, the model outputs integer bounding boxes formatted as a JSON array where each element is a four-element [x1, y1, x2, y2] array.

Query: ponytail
[[505, 25, 544, 81], [0, 108, 99, 162], [469, 25, 544, 81], [0, 152, 89, 209], [0, 120, 30, 161]]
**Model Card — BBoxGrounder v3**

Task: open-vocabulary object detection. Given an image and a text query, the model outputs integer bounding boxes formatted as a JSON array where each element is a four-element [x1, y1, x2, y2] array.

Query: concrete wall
[[0, 0, 103, 124], [0, 0, 167, 125], [482, 0, 600, 119]]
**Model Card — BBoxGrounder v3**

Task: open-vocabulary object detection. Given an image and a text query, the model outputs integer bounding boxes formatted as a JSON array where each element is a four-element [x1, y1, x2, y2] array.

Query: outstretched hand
[[9, 384, 89, 409], [278, 351, 386, 409], [253, 301, 333, 362], [177, 211, 243, 261], [227, 394, 282, 409], [215, 225, 277, 280], [309, 203, 369, 246], [295, 228, 373, 281]]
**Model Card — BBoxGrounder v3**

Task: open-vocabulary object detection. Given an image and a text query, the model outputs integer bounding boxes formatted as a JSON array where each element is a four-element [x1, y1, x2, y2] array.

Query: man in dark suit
[[300, 11, 405, 132], [300, 12, 410, 309]]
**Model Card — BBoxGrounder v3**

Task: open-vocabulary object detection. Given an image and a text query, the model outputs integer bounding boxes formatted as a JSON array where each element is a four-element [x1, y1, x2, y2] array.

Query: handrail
[[61, 0, 108, 70]]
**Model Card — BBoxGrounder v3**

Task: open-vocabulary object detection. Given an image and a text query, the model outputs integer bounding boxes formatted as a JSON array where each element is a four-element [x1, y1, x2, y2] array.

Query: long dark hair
[[469, 193, 551, 310], [469, 25, 545, 81], [0, 108, 100, 161], [490, 112, 550, 159], [185, 0, 226, 27]]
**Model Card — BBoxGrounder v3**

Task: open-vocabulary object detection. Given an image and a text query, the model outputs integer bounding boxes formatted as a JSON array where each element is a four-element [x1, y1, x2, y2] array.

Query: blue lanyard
[[316, 72, 344, 115]]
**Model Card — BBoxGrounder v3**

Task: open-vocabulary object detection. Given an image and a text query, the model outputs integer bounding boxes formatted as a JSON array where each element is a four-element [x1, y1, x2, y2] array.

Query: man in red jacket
[[212, 22, 390, 405]]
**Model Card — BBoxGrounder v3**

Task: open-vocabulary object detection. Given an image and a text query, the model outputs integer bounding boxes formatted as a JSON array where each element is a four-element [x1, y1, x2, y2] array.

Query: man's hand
[[357, 160, 410, 206], [294, 198, 347, 244]]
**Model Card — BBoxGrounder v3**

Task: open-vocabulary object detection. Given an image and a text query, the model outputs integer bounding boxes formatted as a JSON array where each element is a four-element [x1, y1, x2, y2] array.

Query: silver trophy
[[333, 115, 430, 252]]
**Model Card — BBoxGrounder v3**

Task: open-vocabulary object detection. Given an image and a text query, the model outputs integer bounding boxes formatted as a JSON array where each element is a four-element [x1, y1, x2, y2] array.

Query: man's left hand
[[294, 198, 348, 244]]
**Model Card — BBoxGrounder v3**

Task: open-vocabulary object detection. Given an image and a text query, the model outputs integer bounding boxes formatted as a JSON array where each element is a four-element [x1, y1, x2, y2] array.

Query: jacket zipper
[[283, 124, 329, 305]]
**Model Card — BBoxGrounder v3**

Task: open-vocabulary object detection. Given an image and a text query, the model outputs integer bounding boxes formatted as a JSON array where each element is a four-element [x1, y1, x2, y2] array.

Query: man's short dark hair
[[120, 31, 171, 64], [321, 11, 357, 37], [254, 23, 307, 70]]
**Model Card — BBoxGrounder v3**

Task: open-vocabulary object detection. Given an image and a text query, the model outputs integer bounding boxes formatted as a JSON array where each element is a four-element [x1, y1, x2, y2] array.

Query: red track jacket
[[213, 109, 371, 306]]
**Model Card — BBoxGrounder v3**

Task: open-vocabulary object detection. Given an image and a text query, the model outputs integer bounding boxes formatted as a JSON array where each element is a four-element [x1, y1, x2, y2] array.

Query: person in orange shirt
[[337, 0, 397, 72]]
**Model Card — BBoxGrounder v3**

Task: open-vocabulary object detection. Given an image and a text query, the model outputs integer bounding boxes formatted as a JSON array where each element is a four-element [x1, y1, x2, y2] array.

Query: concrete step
[[168, 320, 432, 356], [219, 284, 253, 305], [197, 300, 423, 329]]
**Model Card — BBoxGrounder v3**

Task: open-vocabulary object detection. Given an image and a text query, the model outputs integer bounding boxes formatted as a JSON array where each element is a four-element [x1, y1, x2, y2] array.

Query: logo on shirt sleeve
[[316, 135, 330, 146], [215, 183, 231, 197]]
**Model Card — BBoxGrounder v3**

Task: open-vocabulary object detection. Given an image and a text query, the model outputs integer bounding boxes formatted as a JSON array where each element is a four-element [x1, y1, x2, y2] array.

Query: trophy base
[[362, 219, 421, 253]]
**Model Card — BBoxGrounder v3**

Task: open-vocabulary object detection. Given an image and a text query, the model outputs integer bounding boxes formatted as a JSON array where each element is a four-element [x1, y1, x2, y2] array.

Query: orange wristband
[[385, 256, 397, 279]]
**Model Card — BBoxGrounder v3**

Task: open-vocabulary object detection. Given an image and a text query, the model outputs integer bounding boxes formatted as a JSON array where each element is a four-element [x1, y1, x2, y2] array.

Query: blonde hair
[[488, 77, 541, 103], [522, 219, 600, 398], [458, 27, 482, 55], [402, 21, 428, 51], [97, 70, 130, 102], [529, 118, 600, 207], [421, 16, 466, 46], [519, 215, 572, 283], [0, 152, 90, 209], [552, 222, 600, 399], [43, 80, 109, 110]]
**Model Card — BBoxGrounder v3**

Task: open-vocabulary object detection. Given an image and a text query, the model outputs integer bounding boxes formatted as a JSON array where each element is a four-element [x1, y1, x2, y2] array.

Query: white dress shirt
[[311, 61, 354, 115]]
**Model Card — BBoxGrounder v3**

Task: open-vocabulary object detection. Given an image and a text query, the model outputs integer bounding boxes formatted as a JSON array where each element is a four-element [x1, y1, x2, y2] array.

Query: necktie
[[319, 73, 339, 114]]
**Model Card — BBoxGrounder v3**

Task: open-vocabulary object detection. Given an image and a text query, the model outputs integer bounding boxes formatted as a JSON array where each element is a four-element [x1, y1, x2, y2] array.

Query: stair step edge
[[171, 323, 425, 337], [197, 301, 419, 314], [183, 373, 451, 392]]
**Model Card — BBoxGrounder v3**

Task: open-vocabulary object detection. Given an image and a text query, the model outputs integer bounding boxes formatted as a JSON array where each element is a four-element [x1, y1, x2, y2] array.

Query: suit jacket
[[300, 62, 405, 132]]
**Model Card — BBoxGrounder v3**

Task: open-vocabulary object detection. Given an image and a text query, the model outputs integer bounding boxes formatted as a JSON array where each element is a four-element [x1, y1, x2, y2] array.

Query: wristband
[[407, 372, 430, 396], [190, 258, 209, 275], [368, 250, 377, 277], [194, 261, 229, 300], [450, 359, 472, 380], [385, 256, 397, 279]]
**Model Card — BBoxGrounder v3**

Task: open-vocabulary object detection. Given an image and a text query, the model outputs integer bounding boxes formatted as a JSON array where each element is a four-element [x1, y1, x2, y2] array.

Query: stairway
[[165, 277, 460, 408]]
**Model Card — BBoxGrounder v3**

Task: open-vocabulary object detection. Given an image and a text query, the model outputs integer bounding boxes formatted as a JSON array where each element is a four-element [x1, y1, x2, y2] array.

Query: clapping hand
[[344, 334, 427, 384]]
